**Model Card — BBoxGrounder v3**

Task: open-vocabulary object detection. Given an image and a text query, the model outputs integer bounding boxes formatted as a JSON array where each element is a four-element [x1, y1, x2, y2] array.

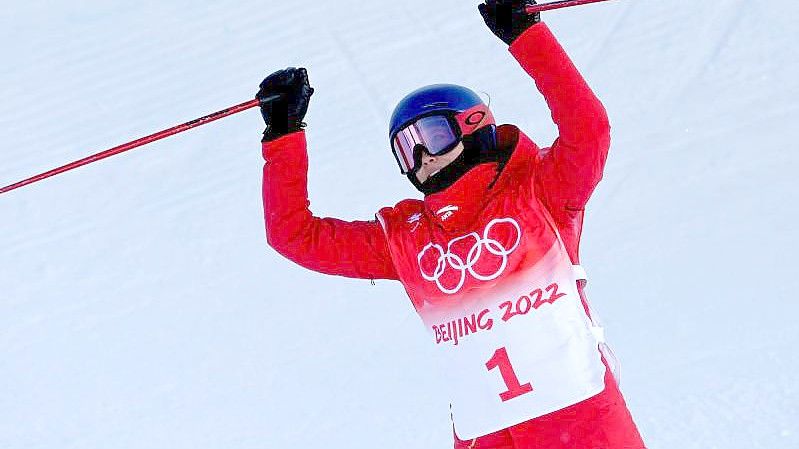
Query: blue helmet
[[388, 84, 496, 177], [389, 84, 493, 140]]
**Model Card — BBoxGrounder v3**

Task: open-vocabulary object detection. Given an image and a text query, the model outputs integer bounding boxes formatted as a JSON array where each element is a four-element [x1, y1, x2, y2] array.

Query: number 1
[[485, 347, 533, 402]]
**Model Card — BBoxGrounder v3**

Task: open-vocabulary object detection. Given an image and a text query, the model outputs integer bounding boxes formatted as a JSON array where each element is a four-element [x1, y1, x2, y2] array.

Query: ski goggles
[[391, 104, 495, 174]]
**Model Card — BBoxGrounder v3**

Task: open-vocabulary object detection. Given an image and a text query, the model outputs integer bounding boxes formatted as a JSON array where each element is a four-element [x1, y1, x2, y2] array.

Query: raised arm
[[510, 22, 611, 211], [258, 68, 397, 280]]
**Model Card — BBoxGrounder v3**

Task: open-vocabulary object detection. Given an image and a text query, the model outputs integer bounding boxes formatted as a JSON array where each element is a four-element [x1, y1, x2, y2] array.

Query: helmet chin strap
[[407, 126, 506, 195]]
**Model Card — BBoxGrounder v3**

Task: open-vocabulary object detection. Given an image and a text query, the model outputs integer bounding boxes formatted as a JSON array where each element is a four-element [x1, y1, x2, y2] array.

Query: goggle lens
[[391, 115, 459, 174]]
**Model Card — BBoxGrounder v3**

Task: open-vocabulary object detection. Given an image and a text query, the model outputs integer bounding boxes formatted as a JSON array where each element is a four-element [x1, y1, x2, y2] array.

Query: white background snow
[[1, 0, 797, 448]]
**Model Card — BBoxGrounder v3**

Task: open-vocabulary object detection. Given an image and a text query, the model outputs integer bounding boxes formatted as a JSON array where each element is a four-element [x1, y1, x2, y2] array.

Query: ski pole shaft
[[0, 95, 277, 195], [525, 0, 614, 14]]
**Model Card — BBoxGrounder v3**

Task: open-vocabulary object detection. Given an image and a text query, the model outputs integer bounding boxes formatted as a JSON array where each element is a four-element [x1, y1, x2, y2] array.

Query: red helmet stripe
[[455, 104, 495, 135]]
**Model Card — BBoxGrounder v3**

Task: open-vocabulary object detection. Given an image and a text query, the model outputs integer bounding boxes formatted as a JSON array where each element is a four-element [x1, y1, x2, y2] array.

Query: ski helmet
[[389, 84, 496, 175]]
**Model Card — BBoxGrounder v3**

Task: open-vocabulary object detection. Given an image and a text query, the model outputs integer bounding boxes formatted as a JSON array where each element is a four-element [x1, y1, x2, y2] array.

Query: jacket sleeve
[[509, 23, 611, 212], [262, 131, 398, 280]]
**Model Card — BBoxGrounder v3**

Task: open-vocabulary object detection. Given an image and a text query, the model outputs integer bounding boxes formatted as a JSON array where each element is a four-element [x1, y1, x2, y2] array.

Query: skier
[[258, 1, 646, 448]]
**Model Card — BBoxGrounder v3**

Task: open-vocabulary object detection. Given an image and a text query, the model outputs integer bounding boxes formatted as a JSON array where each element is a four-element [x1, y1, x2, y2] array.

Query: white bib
[[421, 242, 606, 439]]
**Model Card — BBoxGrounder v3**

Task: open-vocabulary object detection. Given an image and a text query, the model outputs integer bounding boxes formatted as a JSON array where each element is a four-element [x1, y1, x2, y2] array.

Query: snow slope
[[1, 0, 797, 447]]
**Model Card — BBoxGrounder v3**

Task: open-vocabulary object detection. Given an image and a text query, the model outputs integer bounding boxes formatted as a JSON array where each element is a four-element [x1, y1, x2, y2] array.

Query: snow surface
[[1, 0, 798, 448]]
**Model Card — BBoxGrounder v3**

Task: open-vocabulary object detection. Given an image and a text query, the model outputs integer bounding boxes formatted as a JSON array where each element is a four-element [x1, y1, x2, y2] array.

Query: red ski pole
[[525, 0, 614, 14], [0, 95, 278, 195]]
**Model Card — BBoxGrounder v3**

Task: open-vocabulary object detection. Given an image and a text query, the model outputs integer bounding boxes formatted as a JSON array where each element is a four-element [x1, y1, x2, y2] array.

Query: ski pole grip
[[257, 93, 283, 104]]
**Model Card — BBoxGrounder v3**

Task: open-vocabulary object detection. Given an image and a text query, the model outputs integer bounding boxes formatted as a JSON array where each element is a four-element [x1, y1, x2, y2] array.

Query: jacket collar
[[422, 125, 522, 232]]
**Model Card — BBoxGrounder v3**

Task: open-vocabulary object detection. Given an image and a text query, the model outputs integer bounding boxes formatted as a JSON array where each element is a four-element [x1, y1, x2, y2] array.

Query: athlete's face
[[414, 142, 465, 184]]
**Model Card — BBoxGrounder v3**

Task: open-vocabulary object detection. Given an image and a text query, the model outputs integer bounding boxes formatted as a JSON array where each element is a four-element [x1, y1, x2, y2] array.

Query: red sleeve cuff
[[261, 130, 306, 161], [508, 22, 556, 60]]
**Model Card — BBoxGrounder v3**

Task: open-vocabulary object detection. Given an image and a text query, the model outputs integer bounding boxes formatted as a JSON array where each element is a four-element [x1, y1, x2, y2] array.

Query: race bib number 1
[[423, 256, 606, 440], [486, 347, 533, 402]]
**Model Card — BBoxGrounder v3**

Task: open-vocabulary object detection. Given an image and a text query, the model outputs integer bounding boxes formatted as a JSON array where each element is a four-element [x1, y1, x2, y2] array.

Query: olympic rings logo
[[417, 218, 522, 295]]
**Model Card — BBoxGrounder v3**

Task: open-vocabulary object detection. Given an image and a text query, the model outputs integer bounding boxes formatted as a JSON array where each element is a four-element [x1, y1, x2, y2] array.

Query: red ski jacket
[[262, 23, 645, 449]]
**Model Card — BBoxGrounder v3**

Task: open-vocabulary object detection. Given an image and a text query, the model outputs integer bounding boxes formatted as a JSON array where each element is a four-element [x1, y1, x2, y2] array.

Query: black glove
[[478, 0, 541, 45], [256, 67, 314, 141]]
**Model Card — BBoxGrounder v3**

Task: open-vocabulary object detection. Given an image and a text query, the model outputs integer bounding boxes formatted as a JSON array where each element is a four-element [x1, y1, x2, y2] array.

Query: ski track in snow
[[1, 1, 798, 448]]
